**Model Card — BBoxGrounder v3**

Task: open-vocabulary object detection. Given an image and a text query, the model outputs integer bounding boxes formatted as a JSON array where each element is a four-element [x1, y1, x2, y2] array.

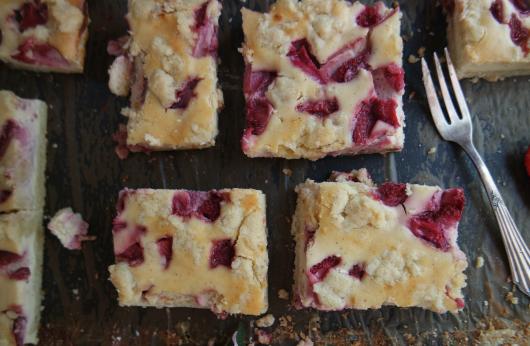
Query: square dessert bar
[[0, 0, 89, 73], [241, 0, 405, 160], [0, 90, 47, 213], [107, 0, 223, 152], [443, 0, 530, 80], [0, 211, 44, 346], [108, 188, 269, 316], [292, 170, 468, 313]]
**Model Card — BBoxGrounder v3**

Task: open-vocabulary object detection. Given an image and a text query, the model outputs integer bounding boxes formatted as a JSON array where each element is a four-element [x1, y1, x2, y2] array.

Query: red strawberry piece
[[11, 38, 70, 68], [508, 14, 530, 55], [353, 97, 399, 144], [0, 190, 13, 204], [209, 239, 235, 269], [116, 242, 144, 267], [243, 67, 277, 98], [107, 36, 129, 56], [408, 188, 464, 251], [0, 250, 23, 267], [329, 51, 369, 83], [356, 4, 383, 28], [8, 267, 30, 281], [348, 263, 366, 280], [172, 191, 227, 222], [111, 124, 130, 160], [510, 0, 530, 14], [156, 237, 173, 269], [524, 146, 530, 176], [169, 78, 201, 109], [12, 314, 27, 346], [377, 182, 408, 206], [243, 67, 277, 137], [409, 216, 450, 251], [245, 98, 274, 136], [372, 63, 405, 99], [287, 39, 324, 83], [309, 255, 341, 283], [304, 226, 316, 251], [437, 189, 465, 224], [192, 1, 218, 57], [296, 97, 339, 118], [15, 0, 48, 32], [490, 0, 504, 23]]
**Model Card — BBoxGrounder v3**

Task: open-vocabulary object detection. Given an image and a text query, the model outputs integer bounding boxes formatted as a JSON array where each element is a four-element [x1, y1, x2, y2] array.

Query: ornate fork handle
[[462, 140, 530, 296]]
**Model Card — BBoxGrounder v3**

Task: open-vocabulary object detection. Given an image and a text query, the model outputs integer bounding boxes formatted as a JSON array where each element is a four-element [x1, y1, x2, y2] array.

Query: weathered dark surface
[[0, 0, 529, 345]]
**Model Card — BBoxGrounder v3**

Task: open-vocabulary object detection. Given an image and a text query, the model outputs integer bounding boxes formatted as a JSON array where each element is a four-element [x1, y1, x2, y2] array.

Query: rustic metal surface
[[0, 0, 529, 345]]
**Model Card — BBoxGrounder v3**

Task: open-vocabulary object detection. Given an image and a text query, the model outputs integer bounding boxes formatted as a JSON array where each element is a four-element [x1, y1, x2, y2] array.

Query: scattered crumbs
[[264, 179, 269, 184], [417, 28, 422, 33], [429, 31, 435, 36], [470, 77, 480, 83], [52, 143, 58, 149], [408, 91, 416, 100], [282, 168, 292, 177], [278, 289, 289, 300], [484, 301, 489, 306], [500, 134, 505, 139], [279, 316, 289, 328], [475, 256, 484, 268], [297, 338, 314, 346], [255, 329, 272, 345], [427, 147, 437, 155], [72, 289, 79, 295], [255, 314, 275, 328], [505, 292, 519, 305], [417, 46, 426, 58], [228, 17, 232, 23], [408, 54, 419, 64]]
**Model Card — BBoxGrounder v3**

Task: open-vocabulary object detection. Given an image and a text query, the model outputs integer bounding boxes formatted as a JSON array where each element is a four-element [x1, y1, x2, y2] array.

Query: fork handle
[[462, 141, 530, 297]]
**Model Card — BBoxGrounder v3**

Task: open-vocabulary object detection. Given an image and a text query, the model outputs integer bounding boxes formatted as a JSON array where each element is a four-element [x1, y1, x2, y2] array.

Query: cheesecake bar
[[107, 0, 223, 153], [108, 188, 268, 316], [240, 0, 405, 160], [292, 170, 468, 313], [0, 211, 44, 346], [0, 0, 89, 73], [443, 0, 530, 80], [47, 207, 94, 250], [0, 90, 47, 213]]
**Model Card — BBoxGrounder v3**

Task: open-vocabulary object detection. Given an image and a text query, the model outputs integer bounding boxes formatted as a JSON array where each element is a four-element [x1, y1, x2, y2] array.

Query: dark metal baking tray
[[0, 0, 529, 344]]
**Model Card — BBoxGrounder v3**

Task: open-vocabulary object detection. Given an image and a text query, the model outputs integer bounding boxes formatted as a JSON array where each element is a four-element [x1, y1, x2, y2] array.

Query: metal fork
[[421, 48, 530, 297]]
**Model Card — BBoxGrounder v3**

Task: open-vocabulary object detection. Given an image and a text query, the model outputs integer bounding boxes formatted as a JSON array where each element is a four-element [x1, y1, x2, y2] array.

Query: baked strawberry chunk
[[15, 0, 48, 32]]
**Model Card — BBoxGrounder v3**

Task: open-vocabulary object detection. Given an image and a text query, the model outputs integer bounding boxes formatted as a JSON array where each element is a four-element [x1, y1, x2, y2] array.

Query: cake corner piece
[[240, 0, 405, 160], [108, 187, 269, 316], [0, 0, 89, 73], [292, 170, 468, 313], [0, 210, 44, 346], [443, 0, 530, 80]]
